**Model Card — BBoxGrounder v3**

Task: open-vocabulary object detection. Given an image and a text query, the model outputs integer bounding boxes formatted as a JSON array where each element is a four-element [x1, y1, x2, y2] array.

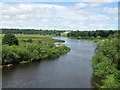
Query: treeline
[[1, 28, 66, 36], [67, 30, 119, 38], [92, 34, 120, 88]]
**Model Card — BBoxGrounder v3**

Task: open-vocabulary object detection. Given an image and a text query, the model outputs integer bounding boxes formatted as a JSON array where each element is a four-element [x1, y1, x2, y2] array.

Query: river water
[[3, 37, 97, 88]]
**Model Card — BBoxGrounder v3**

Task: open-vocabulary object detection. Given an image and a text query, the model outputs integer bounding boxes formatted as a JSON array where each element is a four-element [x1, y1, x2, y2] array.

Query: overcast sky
[[0, 0, 119, 30]]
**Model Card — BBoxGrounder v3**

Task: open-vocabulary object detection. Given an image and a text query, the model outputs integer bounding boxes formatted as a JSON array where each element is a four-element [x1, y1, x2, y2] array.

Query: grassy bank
[[1, 34, 65, 43], [68, 37, 103, 43]]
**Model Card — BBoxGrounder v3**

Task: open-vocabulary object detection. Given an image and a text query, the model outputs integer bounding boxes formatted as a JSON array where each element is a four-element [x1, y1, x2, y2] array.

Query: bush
[[2, 33, 19, 46], [2, 42, 70, 65], [101, 75, 120, 88], [27, 39, 33, 43], [22, 39, 33, 43]]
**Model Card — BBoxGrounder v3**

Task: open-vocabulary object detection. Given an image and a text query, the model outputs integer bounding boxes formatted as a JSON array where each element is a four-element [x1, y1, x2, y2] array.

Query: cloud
[[84, 0, 118, 2], [74, 2, 107, 8], [75, 3, 87, 8], [83, 0, 119, 7], [88, 2, 102, 7], [102, 7, 118, 14], [88, 2, 108, 7], [16, 14, 28, 19], [1, 2, 118, 30], [88, 14, 110, 21]]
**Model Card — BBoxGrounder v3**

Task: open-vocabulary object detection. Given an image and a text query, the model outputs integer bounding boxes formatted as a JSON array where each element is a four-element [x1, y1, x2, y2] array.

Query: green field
[[2, 34, 65, 43]]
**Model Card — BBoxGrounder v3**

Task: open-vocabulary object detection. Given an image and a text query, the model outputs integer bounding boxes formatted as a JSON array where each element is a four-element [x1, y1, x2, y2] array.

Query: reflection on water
[[3, 37, 99, 88]]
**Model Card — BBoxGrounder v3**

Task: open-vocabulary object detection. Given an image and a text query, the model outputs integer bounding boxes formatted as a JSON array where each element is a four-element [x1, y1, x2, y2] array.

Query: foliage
[[27, 39, 33, 43], [2, 28, 65, 36], [2, 33, 19, 46], [11, 34, 65, 43], [101, 74, 120, 88], [67, 30, 118, 39], [22, 39, 33, 43], [2, 42, 70, 65], [92, 35, 120, 88]]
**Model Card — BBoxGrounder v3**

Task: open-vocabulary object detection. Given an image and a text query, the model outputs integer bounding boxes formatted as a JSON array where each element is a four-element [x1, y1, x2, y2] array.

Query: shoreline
[[68, 37, 103, 42]]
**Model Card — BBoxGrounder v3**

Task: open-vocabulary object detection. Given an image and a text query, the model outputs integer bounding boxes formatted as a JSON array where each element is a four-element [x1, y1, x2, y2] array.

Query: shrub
[[2, 33, 19, 46], [2, 42, 70, 65], [27, 39, 33, 43]]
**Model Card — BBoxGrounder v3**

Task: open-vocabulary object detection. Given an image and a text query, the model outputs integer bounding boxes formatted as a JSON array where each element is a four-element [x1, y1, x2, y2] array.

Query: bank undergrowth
[[2, 43, 70, 65], [92, 37, 120, 88]]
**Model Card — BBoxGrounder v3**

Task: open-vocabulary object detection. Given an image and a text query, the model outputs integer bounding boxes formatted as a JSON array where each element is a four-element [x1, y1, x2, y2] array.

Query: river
[[3, 37, 97, 88]]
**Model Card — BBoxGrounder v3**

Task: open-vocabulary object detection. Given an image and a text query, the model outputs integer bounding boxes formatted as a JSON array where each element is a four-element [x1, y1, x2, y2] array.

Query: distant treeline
[[1, 29, 119, 38], [1, 28, 66, 36], [67, 30, 119, 38]]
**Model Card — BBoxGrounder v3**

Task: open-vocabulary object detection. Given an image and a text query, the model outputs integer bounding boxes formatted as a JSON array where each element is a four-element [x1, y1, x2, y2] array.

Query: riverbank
[[68, 37, 105, 43], [2, 44, 70, 66], [92, 37, 120, 88]]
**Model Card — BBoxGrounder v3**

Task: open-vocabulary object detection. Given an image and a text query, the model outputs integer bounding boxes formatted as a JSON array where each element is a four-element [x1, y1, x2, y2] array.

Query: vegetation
[[92, 33, 120, 88], [14, 34, 65, 43], [2, 33, 19, 46], [1, 28, 66, 36], [2, 44, 70, 65], [2, 34, 70, 65], [67, 30, 119, 42], [2, 34, 65, 43]]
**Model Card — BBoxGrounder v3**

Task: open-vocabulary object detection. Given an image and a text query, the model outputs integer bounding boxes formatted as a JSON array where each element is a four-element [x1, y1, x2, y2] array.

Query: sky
[[0, 0, 119, 30]]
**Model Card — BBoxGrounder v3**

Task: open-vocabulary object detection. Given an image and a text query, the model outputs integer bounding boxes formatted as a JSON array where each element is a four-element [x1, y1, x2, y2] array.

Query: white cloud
[[2, 15, 10, 19], [84, 0, 118, 2], [19, 4, 33, 10], [84, 0, 119, 7], [75, 3, 87, 8], [88, 2, 108, 7], [88, 14, 110, 21], [1, 2, 118, 30], [16, 14, 28, 19], [102, 7, 118, 14], [42, 19, 49, 22], [89, 2, 102, 7]]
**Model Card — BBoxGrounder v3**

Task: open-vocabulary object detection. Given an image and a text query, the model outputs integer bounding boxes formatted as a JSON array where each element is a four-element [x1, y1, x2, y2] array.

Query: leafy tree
[[2, 33, 19, 46]]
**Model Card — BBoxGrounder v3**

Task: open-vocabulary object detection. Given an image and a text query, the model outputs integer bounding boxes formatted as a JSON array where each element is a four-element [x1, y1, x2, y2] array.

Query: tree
[[2, 33, 19, 46]]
